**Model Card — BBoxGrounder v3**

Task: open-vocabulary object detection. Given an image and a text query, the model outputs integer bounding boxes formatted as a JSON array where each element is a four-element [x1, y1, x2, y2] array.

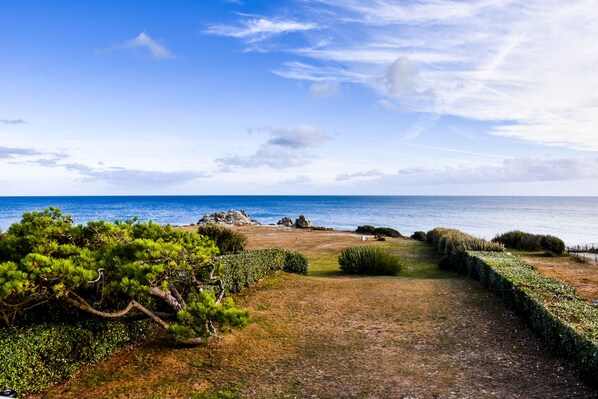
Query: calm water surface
[[0, 196, 596, 246]]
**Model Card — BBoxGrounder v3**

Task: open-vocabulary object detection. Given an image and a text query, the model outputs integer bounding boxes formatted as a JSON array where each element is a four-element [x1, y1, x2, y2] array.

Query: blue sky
[[1, 0, 598, 195]]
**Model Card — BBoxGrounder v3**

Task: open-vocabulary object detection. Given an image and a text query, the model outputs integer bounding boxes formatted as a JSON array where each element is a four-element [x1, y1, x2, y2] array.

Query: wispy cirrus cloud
[[63, 163, 208, 186], [98, 32, 175, 60], [206, 17, 317, 43], [217, 125, 330, 170], [0, 146, 41, 159], [0, 119, 26, 125], [212, 0, 598, 150]]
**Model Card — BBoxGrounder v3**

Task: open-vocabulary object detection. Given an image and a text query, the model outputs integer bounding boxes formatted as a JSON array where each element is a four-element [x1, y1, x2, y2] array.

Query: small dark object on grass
[[1, 388, 17, 398], [375, 235, 386, 241]]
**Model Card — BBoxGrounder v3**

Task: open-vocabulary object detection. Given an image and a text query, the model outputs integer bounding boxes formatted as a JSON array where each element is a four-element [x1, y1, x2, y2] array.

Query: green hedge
[[218, 248, 309, 293], [0, 319, 148, 395], [426, 227, 504, 272], [463, 252, 598, 384]]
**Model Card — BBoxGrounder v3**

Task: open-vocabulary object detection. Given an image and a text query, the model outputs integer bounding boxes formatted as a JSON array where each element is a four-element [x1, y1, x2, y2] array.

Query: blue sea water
[[0, 196, 597, 246]]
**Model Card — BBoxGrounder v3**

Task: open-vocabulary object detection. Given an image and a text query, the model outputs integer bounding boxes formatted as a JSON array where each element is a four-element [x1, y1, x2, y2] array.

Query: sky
[[1, 0, 598, 196]]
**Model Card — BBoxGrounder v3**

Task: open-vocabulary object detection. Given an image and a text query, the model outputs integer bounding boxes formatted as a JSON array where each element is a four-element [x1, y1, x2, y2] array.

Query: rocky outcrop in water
[[197, 209, 260, 226], [295, 215, 312, 229], [277, 217, 294, 227]]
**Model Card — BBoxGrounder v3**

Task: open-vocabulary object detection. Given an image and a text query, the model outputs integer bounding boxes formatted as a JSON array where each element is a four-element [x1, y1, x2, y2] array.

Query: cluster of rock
[[277, 215, 312, 229], [197, 209, 260, 226]]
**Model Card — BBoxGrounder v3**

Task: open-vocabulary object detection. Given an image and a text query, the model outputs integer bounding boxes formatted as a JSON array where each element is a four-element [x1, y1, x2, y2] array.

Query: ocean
[[0, 196, 596, 246]]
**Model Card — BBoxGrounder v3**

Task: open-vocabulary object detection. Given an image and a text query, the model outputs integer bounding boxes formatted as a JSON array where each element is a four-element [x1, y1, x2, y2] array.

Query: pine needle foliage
[[0, 207, 249, 345]]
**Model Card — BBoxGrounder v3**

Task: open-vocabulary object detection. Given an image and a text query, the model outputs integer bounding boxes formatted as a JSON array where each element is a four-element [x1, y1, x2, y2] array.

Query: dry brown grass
[[28, 227, 596, 399], [517, 252, 598, 301]]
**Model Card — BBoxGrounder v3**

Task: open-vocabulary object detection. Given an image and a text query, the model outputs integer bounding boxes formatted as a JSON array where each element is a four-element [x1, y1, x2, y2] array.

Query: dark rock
[[295, 215, 312, 228], [277, 217, 294, 227], [197, 209, 260, 226]]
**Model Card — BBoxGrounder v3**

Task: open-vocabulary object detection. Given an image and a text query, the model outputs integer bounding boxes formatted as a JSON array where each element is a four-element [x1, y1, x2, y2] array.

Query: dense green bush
[[283, 250, 309, 275], [355, 225, 401, 237], [197, 224, 247, 254], [338, 246, 402, 276], [540, 235, 566, 255], [0, 207, 249, 346], [411, 231, 427, 241], [492, 230, 566, 253], [462, 252, 598, 385], [218, 248, 309, 293], [0, 319, 148, 395], [355, 225, 376, 234], [427, 227, 504, 272]]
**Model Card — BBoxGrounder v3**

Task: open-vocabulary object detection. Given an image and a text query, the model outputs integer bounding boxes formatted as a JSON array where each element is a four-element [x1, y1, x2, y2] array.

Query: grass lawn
[[27, 227, 596, 399]]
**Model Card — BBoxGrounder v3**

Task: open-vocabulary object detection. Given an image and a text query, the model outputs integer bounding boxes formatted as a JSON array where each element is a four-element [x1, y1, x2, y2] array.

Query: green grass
[[307, 239, 448, 279]]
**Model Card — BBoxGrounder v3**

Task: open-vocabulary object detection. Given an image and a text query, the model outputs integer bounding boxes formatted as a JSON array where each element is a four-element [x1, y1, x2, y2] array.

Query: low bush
[[338, 246, 402, 276], [492, 230, 566, 252], [355, 225, 401, 237], [197, 224, 247, 254], [0, 319, 148, 395], [218, 249, 308, 293], [462, 252, 598, 385], [283, 250, 309, 275], [355, 225, 376, 234], [540, 235, 566, 255], [411, 231, 427, 241], [426, 227, 504, 272]]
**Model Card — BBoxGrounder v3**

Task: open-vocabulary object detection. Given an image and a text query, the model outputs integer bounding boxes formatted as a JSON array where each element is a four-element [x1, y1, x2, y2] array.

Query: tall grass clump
[[197, 224, 247, 254], [338, 246, 402, 276]]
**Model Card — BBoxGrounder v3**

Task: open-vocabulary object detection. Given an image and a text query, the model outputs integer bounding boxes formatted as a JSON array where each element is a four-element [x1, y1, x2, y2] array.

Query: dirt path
[[29, 228, 597, 398]]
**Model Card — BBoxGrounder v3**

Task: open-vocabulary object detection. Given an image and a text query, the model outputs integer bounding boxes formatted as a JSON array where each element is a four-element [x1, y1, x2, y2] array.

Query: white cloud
[[63, 163, 207, 186], [336, 169, 385, 181], [232, 0, 598, 150], [99, 32, 175, 60], [367, 156, 598, 186], [310, 81, 339, 99], [386, 56, 418, 96], [216, 126, 330, 169], [282, 175, 312, 184], [206, 18, 317, 43], [376, 98, 398, 111]]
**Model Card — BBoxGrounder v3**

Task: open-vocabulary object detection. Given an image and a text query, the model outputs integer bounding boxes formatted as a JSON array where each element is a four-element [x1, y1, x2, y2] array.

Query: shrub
[[283, 251, 309, 275], [338, 246, 402, 276], [218, 248, 308, 293], [492, 230, 542, 251], [462, 252, 598, 385], [540, 235, 566, 255], [426, 227, 503, 272], [355, 225, 401, 237], [0, 319, 148, 395], [411, 231, 427, 241], [355, 225, 376, 234], [197, 224, 247, 254]]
